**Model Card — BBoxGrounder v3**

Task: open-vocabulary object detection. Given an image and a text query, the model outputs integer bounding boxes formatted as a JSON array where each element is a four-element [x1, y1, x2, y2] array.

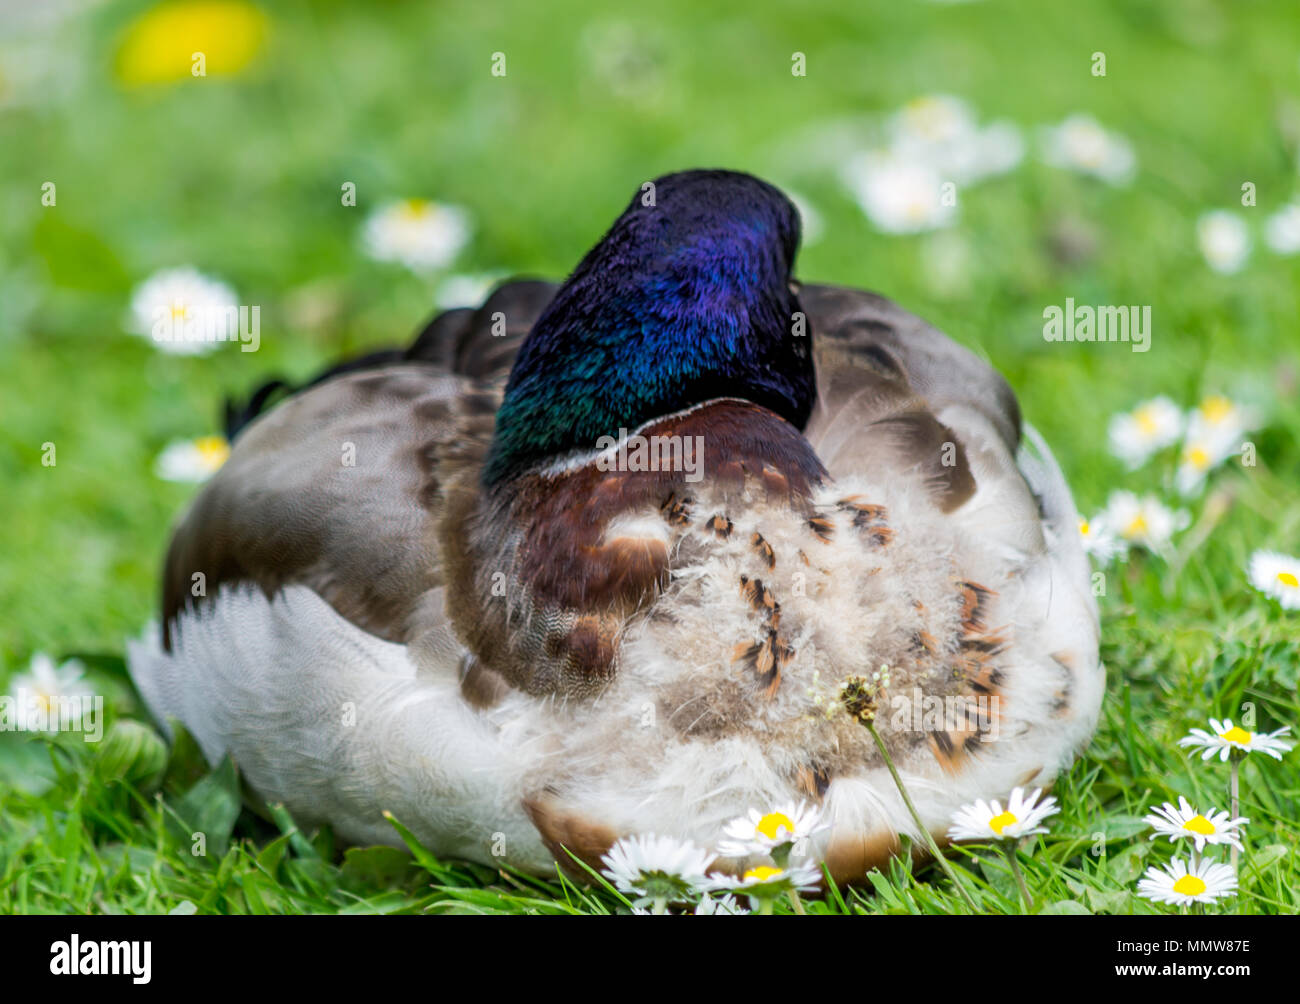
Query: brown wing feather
[[802, 284, 1022, 513], [802, 283, 1021, 453], [408, 278, 557, 381], [161, 366, 492, 650]]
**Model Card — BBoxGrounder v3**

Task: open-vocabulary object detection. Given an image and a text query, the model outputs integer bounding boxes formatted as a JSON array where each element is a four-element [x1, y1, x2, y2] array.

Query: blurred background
[[2, 0, 1298, 668]]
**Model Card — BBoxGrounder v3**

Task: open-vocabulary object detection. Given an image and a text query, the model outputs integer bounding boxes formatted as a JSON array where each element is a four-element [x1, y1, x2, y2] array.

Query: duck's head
[[483, 169, 814, 487]]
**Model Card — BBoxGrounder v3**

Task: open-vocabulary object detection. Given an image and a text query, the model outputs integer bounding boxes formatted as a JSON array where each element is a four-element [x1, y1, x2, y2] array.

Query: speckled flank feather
[[480, 426, 1099, 875]]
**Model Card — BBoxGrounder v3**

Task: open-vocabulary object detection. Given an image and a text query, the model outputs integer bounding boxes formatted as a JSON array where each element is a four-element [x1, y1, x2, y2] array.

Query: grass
[[2, 0, 1299, 914]]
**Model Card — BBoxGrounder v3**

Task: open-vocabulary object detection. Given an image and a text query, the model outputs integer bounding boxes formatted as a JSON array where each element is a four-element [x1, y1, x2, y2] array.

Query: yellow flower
[[117, 1, 268, 86]]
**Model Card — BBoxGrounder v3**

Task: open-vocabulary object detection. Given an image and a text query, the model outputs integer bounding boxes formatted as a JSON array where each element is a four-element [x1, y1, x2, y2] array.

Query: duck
[[128, 169, 1102, 884]]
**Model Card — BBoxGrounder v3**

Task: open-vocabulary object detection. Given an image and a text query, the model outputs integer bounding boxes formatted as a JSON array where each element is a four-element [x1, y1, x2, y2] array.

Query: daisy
[[709, 860, 824, 908], [154, 435, 230, 483], [362, 199, 471, 271], [599, 833, 715, 909], [1248, 550, 1300, 610], [1137, 857, 1237, 907], [7, 653, 92, 732], [1107, 396, 1184, 469], [1077, 514, 1124, 563], [1039, 115, 1136, 185], [1174, 439, 1232, 496], [1197, 211, 1250, 274], [947, 786, 1059, 842], [1186, 393, 1255, 445], [1101, 491, 1189, 553], [128, 267, 239, 355], [717, 801, 828, 859], [785, 189, 825, 246], [433, 272, 504, 310], [842, 151, 956, 234], [886, 96, 1024, 185], [694, 893, 750, 916], [1264, 203, 1300, 255], [1144, 796, 1247, 853], [1178, 718, 1294, 762]]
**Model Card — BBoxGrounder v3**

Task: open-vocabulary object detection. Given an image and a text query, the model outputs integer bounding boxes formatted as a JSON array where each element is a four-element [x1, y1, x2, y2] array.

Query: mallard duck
[[129, 169, 1102, 883]]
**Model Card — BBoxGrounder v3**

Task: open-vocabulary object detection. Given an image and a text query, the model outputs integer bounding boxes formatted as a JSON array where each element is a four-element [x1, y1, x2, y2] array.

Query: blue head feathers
[[483, 169, 813, 486]]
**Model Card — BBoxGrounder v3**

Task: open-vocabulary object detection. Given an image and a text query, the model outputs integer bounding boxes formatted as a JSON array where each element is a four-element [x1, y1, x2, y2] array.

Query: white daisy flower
[[710, 860, 824, 898], [7, 653, 92, 732], [1173, 441, 1225, 497], [842, 150, 956, 234], [153, 435, 230, 483], [1101, 491, 1189, 553], [362, 199, 471, 271], [1175, 395, 1256, 495], [433, 272, 504, 310], [1178, 718, 1294, 762], [971, 119, 1027, 180], [1248, 550, 1300, 610], [1137, 857, 1237, 906], [600, 833, 715, 903], [887, 95, 978, 173], [1185, 394, 1256, 446], [716, 801, 828, 858], [947, 786, 1060, 842], [1107, 396, 1184, 470], [1264, 203, 1300, 255], [1197, 210, 1250, 274], [887, 96, 1023, 185], [693, 893, 750, 916], [127, 267, 239, 355], [1144, 796, 1248, 853], [1078, 514, 1125, 563], [785, 189, 825, 247], [1040, 115, 1136, 185]]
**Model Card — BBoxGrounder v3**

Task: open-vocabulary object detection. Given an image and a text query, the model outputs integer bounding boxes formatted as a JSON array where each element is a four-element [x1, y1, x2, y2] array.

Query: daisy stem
[[788, 889, 807, 916], [757, 897, 775, 916], [865, 720, 979, 912], [1004, 841, 1034, 914], [652, 896, 668, 915], [1230, 756, 1240, 871]]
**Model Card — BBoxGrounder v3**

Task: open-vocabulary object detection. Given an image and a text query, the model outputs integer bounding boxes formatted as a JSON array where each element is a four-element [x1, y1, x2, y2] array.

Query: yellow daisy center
[[1135, 406, 1160, 435], [743, 866, 782, 883], [1184, 446, 1210, 470], [1172, 875, 1207, 897], [989, 811, 1018, 835], [1219, 726, 1252, 744], [904, 198, 930, 223], [1182, 815, 1216, 835], [400, 199, 434, 219], [1079, 519, 1091, 536], [169, 302, 190, 320], [904, 98, 948, 138], [194, 436, 230, 470], [1199, 396, 1234, 424], [1123, 514, 1147, 538], [1277, 572, 1299, 589], [1068, 126, 1107, 168], [756, 812, 795, 840]]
